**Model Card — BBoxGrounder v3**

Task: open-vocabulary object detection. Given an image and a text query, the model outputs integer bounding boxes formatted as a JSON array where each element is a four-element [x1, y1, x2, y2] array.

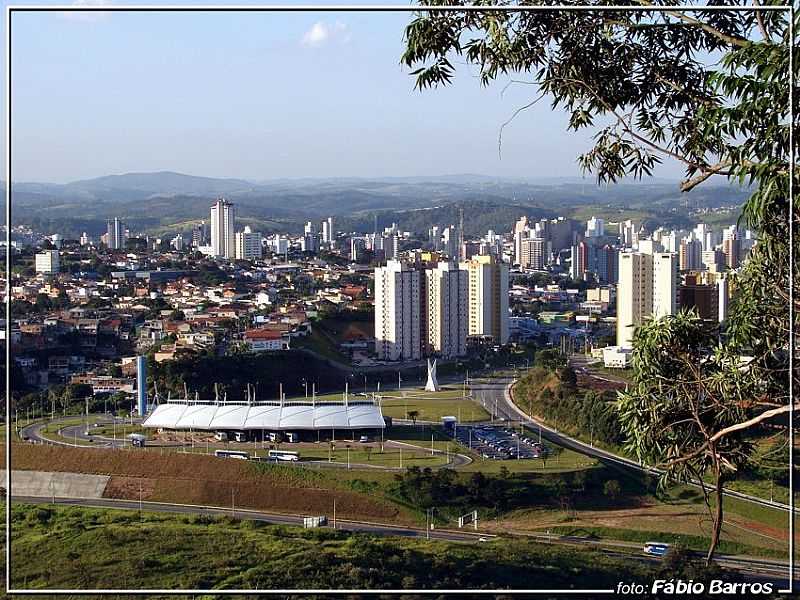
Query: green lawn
[[8, 503, 652, 590], [297, 446, 448, 469], [379, 389, 490, 422], [294, 328, 351, 364]]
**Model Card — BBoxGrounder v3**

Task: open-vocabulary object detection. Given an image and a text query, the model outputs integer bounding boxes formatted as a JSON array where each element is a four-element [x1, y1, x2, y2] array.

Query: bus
[[643, 542, 671, 557], [214, 449, 249, 460], [268, 450, 300, 462]]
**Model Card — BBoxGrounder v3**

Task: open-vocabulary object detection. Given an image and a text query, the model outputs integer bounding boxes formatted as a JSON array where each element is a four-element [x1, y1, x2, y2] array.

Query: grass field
[[547, 525, 786, 559], [379, 389, 490, 422], [297, 445, 449, 469], [8, 503, 653, 590]]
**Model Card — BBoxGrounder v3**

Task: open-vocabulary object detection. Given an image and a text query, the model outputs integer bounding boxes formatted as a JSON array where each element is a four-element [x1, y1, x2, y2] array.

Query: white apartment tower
[[460, 254, 509, 345], [235, 226, 263, 260], [210, 198, 236, 258], [652, 252, 679, 318], [35, 250, 60, 274], [374, 260, 422, 361], [425, 262, 468, 358], [616, 252, 653, 347], [586, 216, 605, 237], [322, 217, 334, 244], [107, 218, 125, 250], [616, 251, 678, 347]]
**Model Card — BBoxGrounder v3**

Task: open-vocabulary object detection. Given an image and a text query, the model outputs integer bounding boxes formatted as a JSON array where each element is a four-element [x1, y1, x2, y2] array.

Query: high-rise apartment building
[[106, 218, 125, 250], [322, 217, 334, 244], [586, 216, 605, 237], [570, 241, 591, 280], [617, 252, 653, 347], [35, 250, 59, 274], [521, 237, 549, 270], [679, 237, 702, 271], [210, 198, 236, 258], [374, 260, 423, 361], [616, 251, 678, 347], [192, 221, 209, 248], [235, 226, 263, 260], [460, 254, 509, 345], [652, 252, 679, 318], [702, 249, 725, 272], [596, 244, 619, 284], [722, 237, 741, 269], [425, 262, 468, 358]]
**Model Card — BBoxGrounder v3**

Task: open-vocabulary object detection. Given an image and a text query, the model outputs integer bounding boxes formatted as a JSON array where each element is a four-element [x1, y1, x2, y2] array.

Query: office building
[[374, 260, 422, 361], [210, 198, 236, 258], [461, 254, 509, 345]]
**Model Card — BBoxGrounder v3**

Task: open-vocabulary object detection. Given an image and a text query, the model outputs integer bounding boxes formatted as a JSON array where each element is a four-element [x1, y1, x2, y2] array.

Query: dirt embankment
[[5, 444, 403, 521]]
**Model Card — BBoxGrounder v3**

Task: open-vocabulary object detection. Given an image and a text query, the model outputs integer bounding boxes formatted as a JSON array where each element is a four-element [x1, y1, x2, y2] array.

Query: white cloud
[[300, 21, 350, 48], [59, 0, 112, 23]]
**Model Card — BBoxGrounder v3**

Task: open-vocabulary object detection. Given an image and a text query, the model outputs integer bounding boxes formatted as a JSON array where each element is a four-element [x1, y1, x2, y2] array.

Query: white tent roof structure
[[143, 400, 385, 431]]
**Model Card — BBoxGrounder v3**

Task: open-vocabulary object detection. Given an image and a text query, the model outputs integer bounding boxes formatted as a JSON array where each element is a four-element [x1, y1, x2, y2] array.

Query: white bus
[[214, 449, 249, 460], [643, 542, 670, 557], [268, 450, 300, 462]]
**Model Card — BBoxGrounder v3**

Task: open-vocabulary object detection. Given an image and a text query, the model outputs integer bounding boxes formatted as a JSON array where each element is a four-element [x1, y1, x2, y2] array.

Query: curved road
[[470, 375, 799, 516]]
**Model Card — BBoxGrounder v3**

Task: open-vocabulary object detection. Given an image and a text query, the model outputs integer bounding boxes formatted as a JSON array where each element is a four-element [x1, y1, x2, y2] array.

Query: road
[[10, 494, 795, 584], [470, 375, 799, 516], [19, 416, 473, 471]]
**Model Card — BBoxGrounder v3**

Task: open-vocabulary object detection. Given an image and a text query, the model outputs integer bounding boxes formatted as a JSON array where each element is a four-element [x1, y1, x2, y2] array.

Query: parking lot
[[450, 425, 549, 460]]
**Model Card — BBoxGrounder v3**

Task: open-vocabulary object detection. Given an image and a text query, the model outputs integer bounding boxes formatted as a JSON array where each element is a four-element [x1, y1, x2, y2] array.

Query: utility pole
[[333, 498, 336, 529], [231, 488, 235, 518]]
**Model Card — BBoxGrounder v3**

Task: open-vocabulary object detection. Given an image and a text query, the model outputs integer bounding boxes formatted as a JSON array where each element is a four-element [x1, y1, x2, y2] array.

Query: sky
[[3, 1, 687, 183]]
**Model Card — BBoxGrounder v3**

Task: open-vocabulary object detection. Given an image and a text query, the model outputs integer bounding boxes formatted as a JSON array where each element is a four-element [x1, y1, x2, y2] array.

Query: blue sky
[[3, 1, 686, 183]]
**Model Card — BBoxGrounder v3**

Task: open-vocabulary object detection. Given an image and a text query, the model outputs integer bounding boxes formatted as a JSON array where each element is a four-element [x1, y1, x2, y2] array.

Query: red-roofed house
[[243, 328, 290, 352]]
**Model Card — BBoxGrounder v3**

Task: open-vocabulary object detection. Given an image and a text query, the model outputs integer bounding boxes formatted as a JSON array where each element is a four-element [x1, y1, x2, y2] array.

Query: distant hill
[[4, 171, 750, 236]]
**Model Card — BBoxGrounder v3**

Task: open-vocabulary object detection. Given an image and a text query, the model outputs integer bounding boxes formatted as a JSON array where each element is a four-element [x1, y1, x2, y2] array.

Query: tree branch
[[634, 0, 751, 48], [752, 0, 773, 43], [708, 404, 797, 444]]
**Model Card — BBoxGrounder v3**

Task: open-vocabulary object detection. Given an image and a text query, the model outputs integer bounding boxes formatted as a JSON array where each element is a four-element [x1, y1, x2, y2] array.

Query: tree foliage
[[403, 1, 795, 563]]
